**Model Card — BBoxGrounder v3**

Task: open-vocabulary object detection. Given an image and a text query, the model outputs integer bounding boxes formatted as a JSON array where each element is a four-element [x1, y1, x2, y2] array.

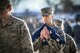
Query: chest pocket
[[7, 26, 17, 34], [7, 25, 21, 43]]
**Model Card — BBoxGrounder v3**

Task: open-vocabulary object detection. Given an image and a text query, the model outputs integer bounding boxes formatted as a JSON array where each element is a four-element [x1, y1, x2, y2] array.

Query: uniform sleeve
[[50, 29, 65, 44], [20, 21, 33, 53], [46, 25, 65, 44], [63, 34, 77, 53], [33, 38, 42, 51], [68, 35, 77, 53]]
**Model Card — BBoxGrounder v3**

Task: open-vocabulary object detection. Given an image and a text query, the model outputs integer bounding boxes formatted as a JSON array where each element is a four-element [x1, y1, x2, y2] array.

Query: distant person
[[64, 19, 74, 37], [54, 19, 77, 53], [73, 14, 80, 52]]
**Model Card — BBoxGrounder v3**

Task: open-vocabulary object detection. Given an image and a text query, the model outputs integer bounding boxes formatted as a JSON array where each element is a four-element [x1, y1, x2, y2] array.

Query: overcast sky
[[13, 0, 49, 13], [13, 0, 80, 13]]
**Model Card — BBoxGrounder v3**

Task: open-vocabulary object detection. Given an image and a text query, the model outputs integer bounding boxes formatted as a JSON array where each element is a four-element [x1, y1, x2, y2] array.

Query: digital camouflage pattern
[[0, 15, 33, 53], [33, 26, 77, 53]]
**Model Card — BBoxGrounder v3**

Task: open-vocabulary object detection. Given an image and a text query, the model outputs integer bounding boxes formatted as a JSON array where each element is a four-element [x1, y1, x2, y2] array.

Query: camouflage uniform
[[33, 26, 77, 53], [63, 33, 77, 53], [54, 26, 77, 53], [33, 36, 63, 53], [0, 15, 33, 53], [33, 7, 77, 53]]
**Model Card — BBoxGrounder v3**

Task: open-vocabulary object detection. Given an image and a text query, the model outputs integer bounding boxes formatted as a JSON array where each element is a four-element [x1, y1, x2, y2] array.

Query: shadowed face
[[0, 4, 12, 19], [42, 15, 53, 25]]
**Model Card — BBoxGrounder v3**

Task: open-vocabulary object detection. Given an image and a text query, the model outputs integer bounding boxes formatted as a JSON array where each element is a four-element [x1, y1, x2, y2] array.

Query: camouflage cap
[[0, 0, 10, 8], [41, 7, 53, 16], [55, 19, 62, 24]]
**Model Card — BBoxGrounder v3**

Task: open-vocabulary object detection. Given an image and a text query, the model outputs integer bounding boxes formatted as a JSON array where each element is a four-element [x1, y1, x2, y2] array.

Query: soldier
[[0, 0, 33, 53], [32, 7, 77, 53], [54, 19, 78, 53]]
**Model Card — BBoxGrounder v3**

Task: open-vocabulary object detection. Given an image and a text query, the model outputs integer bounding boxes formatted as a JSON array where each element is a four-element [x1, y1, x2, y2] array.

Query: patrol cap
[[0, 0, 10, 8], [55, 19, 62, 24], [41, 7, 53, 16]]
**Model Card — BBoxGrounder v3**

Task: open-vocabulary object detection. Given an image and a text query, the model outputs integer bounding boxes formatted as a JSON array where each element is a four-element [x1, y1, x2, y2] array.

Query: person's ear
[[7, 4, 12, 11]]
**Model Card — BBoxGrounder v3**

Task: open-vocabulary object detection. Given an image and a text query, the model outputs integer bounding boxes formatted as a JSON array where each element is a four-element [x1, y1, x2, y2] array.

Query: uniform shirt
[[32, 24, 65, 53], [53, 26, 77, 53], [33, 25, 77, 53], [0, 15, 33, 53]]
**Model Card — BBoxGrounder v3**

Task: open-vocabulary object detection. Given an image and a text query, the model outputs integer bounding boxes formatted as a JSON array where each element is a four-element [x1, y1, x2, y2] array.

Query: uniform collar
[[0, 15, 13, 27]]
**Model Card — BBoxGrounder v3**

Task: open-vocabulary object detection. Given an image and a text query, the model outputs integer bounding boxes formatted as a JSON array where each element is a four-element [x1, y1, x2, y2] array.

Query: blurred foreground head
[[0, 0, 11, 8], [0, 0, 12, 18]]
